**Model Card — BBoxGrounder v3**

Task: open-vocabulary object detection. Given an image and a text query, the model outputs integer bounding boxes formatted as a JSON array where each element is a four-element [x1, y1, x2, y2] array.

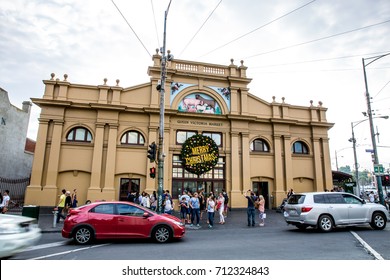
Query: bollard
[[52, 208, 58, 227]]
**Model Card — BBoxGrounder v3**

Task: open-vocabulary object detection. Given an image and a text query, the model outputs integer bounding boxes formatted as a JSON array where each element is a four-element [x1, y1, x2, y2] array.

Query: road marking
[[350, 231, 384, 260], [28, 243, 110, 260], [23, 241, 68, 252]]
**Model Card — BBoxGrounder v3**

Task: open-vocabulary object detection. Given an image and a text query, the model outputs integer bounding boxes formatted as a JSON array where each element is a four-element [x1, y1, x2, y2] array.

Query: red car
[[62, 201, 185, 244]]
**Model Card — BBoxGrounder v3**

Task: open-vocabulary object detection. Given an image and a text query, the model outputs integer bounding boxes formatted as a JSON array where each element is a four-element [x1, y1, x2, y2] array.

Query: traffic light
[[147, 142, 157, 162], [382, 175, 390, 186], [149, 167, 156, 178]]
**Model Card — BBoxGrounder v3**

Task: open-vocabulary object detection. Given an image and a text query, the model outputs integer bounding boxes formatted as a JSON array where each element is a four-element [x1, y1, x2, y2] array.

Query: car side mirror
[[143, 212, 150, 218]]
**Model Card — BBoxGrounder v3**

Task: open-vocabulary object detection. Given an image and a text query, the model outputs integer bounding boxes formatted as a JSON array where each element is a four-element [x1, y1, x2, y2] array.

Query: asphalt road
[[8, 210, 390, 260]]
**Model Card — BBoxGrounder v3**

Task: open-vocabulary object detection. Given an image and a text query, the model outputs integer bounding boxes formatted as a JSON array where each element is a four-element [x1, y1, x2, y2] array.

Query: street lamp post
[[157, 0, 172, 213], [349, 123, 359, 195], [349, 116, 388, 196], [362, 52, 390, 205]]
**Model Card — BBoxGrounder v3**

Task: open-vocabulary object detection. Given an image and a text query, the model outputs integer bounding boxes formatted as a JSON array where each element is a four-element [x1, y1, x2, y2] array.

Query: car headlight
[[173, 221, 184, 226], [0, 223, 25, 235]]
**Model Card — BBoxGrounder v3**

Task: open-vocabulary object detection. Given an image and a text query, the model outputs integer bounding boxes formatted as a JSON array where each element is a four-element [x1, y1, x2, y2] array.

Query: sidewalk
[[35, 208, 284, 234]]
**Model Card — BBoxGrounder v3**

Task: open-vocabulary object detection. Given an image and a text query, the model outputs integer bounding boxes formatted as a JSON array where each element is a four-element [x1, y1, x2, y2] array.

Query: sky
[[1, 0, 390, 173]]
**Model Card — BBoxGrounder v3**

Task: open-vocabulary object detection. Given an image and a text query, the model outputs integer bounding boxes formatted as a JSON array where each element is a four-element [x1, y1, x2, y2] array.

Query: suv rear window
[[287, 194, 305, 204], [314, 194, 326, 203]]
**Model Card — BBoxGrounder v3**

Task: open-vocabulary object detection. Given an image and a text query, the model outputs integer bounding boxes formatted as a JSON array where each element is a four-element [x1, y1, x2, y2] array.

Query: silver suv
[[284, 192, 390, 232]]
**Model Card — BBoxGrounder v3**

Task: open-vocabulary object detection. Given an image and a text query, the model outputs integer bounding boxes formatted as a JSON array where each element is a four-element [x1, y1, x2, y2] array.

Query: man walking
[[56, 189, 67, 223]]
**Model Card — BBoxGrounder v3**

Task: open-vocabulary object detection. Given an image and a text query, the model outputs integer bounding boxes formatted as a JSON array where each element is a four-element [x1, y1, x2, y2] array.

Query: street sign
[[374, 164, 384, 174], [365, 149, 374, 153]]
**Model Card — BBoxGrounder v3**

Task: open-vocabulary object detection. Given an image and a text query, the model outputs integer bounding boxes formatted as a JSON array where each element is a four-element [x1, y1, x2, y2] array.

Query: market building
[[24, 51, 334, 209]]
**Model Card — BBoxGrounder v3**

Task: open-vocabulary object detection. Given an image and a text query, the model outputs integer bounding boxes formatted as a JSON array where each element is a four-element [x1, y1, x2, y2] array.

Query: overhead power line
[[199, 0, 316, 58], [245, 19, 390, 60], [111, 0, 152, 58], [151, 0, 161, 48], [179, 0, 223, 57], [250, 51, 390, 69]]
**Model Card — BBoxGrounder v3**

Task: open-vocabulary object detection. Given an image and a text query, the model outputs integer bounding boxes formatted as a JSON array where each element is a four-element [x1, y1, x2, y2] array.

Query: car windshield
[[287, 194, 305, 204]]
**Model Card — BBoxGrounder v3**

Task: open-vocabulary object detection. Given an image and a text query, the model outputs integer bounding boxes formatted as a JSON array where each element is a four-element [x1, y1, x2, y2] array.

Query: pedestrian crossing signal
[[150, 167, 156, 178]]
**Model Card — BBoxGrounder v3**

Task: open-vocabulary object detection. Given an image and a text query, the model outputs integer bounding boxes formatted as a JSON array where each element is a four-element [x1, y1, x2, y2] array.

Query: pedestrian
[[217, 192, 225, 224], [63, 191, 72, 216], [0, 190, 10, 214], [243, 189, 257, 227], [207, 194, 216, 228], [179, 190, 191, 223], [189, 192, 200, 227], [287, 188, 294, 198], [71, 188, 78, 208], [257, 195, 266, 226], [369, 191, 375, 203], [150, 191, 157, 211], [222, 190, 229, 217], [163, 195, 173, 214], [198, 189, 206, 220], [179, 197, 189, 224], [56, 189, 67, 223]]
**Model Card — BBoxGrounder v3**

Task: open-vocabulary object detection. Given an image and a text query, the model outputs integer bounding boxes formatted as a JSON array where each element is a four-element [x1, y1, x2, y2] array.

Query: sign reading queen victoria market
[[181, 134, 219, 175]]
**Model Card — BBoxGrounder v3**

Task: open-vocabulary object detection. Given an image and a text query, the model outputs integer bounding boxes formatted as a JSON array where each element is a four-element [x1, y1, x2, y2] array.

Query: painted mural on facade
[[170, 82, 230, 113], [178, 93, 222, 115]]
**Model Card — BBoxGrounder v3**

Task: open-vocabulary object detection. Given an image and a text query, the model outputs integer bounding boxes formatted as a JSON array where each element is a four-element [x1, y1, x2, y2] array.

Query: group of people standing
[[243, 190, 266, 227], [56, 188, 78, 223], [127, 190, 158, 211], [178, 189, 229, 229]]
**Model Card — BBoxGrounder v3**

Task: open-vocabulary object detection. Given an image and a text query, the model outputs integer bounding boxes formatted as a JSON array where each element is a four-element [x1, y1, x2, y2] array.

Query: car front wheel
[[370, 212, 386, 230], [317, 214, 334, 232], [73, 226, 93, 245], [153, 225, 172, 243]]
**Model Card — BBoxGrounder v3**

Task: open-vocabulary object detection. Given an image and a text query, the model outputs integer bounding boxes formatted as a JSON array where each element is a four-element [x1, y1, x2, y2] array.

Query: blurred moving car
[[62, 201, 185, 244], [284, 192, 390, 232], [0, 214, 42, 259]]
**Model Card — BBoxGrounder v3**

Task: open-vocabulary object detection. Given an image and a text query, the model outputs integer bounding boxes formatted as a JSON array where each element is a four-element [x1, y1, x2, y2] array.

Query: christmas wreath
[[181, 134, 219, 175]]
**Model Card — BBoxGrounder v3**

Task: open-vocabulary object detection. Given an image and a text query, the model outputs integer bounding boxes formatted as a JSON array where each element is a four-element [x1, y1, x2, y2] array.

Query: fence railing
[[0, 177, 30, 213]]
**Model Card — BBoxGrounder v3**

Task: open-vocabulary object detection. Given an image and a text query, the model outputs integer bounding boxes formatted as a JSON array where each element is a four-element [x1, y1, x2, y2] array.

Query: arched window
[[292, 141, 309, 154], [66, 127, 92, 142], [121, 130, 145, 145], [250, 138, 270, 152]]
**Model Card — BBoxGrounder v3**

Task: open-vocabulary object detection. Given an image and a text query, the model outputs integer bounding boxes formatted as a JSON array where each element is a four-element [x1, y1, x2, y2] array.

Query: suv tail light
[[301, 206, 313, 213]]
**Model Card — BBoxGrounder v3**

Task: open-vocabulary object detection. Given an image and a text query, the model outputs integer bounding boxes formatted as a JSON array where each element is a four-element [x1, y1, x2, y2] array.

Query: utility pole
[[362, 52, 390, 206], [157, 0, 172, 213]]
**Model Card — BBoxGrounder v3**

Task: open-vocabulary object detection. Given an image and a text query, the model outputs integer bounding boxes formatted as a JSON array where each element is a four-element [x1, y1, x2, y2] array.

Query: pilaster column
[[312, 137, 323, 191], [103, 124, 118, 199], [321, 138, 333, 190], [45, 120, 64, 189], [272, 134, 287, 207], [29, 119, 49, 189], [241, 132, 250, 189], [89, 123, 105, 191], [283, 135, 293, 194], [24, 119, 50, 205]]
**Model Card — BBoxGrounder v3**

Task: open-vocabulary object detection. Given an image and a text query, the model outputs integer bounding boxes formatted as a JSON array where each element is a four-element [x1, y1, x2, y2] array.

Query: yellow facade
[[25, 52, 334, 209]]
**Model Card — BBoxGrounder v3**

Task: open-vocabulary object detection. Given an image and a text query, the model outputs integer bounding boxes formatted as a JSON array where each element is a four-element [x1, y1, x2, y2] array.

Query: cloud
[[1, 0, 390, 171]]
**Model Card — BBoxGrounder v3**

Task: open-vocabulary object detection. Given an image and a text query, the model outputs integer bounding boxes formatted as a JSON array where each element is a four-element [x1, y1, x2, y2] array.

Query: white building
[[0, 87, 34, 179]]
